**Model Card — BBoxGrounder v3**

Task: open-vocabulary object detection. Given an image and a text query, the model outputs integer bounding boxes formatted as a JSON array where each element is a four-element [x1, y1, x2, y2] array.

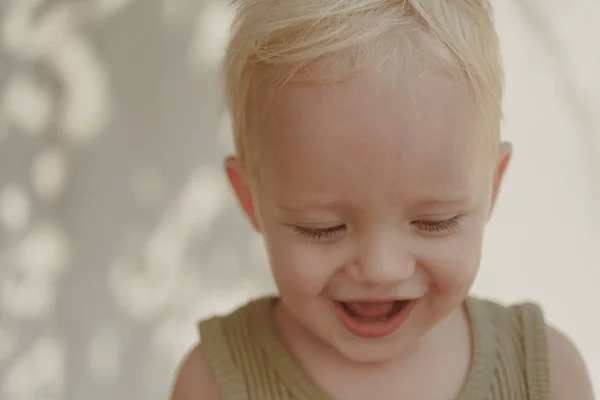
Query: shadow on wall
[[0, 1, 274, 399], [0, 0, 598, 399]]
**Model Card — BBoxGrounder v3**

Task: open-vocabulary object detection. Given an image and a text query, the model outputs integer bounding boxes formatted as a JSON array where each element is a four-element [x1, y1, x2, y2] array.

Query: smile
[[334, 299, 417, 338]]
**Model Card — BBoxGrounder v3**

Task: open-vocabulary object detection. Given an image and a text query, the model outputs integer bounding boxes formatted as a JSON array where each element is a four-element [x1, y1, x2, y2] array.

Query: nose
[[347, 232, 416, 286]]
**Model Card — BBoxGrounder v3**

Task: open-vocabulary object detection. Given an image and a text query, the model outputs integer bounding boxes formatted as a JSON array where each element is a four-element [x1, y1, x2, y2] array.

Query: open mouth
[[334, 299, 416, 338], [339, 300, 409, 322]]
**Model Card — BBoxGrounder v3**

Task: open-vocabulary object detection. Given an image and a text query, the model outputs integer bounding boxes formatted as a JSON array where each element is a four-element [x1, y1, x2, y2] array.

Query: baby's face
[[228, 70, 509, 362]]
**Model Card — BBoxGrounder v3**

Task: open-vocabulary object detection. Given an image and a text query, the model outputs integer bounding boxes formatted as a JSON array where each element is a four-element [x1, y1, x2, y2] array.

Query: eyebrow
[[275, 196, 471, 213], [275, 202, 343, 213], [411, 196, 473, 208]]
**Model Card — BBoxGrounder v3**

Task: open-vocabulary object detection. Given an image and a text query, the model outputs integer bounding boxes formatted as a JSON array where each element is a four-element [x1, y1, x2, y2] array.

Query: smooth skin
[[171, 70, 594, 399]]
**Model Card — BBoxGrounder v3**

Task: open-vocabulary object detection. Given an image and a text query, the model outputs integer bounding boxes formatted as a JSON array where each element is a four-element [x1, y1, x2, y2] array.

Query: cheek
[[264, 231, 342, 296], [422, 227, 484, 295]]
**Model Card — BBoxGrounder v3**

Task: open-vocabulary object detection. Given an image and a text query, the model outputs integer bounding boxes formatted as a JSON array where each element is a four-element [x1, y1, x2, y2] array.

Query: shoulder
[[546, 325, 594, 400], [468, 297, 594, 398], [170, 343, 221, 400]]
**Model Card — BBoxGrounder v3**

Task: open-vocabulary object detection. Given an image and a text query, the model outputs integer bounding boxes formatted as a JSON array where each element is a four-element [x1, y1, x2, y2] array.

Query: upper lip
[[334, 298, 418, 303]]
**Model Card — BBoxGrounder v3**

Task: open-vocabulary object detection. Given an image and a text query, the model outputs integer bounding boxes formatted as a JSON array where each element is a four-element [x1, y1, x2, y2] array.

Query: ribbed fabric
[[199, 296, 550, 400]]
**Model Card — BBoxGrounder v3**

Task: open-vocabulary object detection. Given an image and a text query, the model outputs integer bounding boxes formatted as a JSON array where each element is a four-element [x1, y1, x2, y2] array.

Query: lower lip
[[334, 300, 417, 339]]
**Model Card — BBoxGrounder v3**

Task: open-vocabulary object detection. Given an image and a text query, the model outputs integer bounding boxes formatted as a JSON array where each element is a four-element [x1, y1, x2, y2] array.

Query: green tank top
[[199, 296, 550, 400]]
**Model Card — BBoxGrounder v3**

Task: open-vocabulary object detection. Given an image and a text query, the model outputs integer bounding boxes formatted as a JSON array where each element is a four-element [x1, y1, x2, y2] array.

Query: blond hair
[[223, 0, 504, 172]]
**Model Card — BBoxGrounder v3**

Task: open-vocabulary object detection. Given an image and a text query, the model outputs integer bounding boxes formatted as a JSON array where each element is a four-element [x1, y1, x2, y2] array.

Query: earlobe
[[488, 142, 512, 219], [224, 156, 261, 232]]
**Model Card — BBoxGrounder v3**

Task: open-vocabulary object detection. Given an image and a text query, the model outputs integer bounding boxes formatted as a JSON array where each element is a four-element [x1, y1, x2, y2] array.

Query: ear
[[488, 141, 512, 220], [225, 156, 261, 232]]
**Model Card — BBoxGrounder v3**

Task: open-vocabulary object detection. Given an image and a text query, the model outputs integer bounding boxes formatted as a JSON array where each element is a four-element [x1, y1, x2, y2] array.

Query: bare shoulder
[[170, 343, 220, 400], [546, 325, 594, 400]]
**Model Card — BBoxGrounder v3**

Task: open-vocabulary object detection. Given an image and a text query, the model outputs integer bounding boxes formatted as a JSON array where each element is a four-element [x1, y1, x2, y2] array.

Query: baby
[[172, 0, 594, 399]]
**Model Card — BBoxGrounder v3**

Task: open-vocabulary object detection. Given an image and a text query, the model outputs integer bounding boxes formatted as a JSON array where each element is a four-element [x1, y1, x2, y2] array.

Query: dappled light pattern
[[0, 0, 598, 399], [0, 1, 270, 398], [3, 335, 65, 400], [189, 1, 233, 70], [0, 185, 31, 233]]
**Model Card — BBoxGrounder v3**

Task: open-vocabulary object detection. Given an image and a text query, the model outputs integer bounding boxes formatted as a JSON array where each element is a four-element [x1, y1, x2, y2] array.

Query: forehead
[[259, 72, 487, 206]]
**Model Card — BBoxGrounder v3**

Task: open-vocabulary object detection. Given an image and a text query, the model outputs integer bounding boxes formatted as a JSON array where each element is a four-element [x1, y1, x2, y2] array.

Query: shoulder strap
[[199, 316, 250, 400], [462, 297, 551, 400], [512, 302, 550, 400]]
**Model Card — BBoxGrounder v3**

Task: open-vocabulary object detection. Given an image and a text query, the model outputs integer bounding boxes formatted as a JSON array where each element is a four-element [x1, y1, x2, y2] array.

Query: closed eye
[[293, 225, 346, 241], [412, 216, 461, 234]]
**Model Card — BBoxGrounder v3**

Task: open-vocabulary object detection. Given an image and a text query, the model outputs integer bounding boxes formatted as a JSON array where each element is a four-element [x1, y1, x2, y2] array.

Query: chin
[[333, 338, 412, 364]]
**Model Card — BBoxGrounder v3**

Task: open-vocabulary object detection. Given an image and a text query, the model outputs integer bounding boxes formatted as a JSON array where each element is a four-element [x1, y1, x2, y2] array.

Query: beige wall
[[475, 0, 599, 390]]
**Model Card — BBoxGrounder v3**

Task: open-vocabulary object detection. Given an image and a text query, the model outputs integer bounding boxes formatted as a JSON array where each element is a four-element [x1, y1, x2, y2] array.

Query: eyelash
[[293, 216, 461, 241], [293, 225, 346, 241], [412, 216, 461, 234]]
